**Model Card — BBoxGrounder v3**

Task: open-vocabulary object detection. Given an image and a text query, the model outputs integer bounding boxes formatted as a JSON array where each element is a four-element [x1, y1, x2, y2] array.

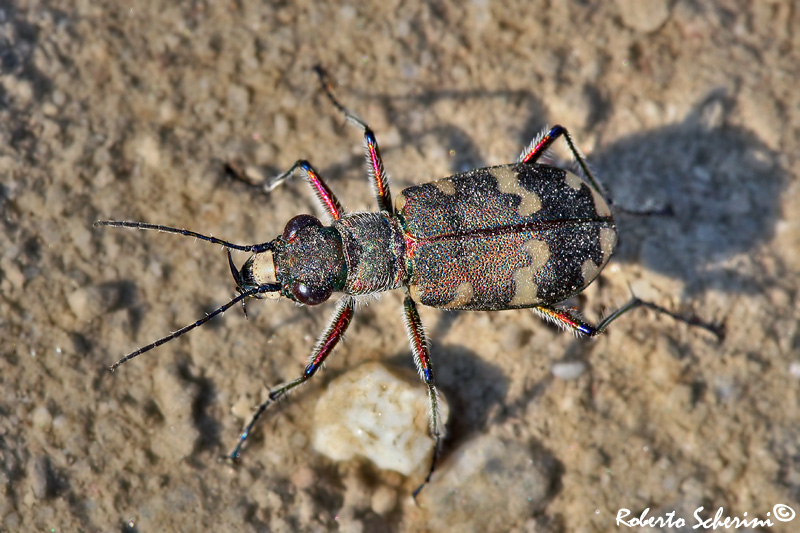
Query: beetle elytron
[[97, 67, 720, 499]]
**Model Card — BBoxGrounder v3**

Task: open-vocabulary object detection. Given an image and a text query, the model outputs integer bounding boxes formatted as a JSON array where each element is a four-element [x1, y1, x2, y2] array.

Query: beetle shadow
[[590, 90, 786, 298]]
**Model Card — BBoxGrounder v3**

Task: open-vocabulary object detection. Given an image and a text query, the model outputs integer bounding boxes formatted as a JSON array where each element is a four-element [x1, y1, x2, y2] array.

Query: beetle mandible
[[96, 66, 721, 499]]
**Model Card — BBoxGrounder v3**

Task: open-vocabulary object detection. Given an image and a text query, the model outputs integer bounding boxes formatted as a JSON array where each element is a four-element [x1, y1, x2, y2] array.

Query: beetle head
[[232, 214, 347, 307]]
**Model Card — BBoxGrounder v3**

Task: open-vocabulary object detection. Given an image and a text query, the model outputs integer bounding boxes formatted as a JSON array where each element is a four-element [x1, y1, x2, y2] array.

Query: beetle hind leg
[[535, 298, 724, 340]]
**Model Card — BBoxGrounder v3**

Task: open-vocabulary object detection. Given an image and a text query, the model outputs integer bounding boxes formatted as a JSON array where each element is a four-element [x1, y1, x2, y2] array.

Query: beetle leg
[[401, 289, 444, 503], [313, 65, 394, 214], [229, 296, 356, 461], [262, 159, 346, 221], [360, 127, 393, 214], [534, 305, 595, 336], [535, 298, 724, 340], [519, 125, 606, 201], [227, 153, 345, 221]]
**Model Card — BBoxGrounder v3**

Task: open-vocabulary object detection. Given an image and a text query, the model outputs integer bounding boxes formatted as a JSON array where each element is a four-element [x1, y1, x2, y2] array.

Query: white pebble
[[551, 360, 587, 380], [370, 485, 398, 515], [31, 406, 53, 430], [312, 362, 448, 477], [615, 0, 671, 33]]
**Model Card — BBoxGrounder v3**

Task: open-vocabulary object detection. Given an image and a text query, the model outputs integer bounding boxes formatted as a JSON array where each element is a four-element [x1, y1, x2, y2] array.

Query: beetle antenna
[[95, 220, 274, 253], [109, 283, 280, 372]]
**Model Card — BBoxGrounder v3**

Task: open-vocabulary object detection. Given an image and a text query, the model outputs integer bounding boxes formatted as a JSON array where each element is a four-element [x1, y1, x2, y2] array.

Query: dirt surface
[[2, 1, 799, 531]]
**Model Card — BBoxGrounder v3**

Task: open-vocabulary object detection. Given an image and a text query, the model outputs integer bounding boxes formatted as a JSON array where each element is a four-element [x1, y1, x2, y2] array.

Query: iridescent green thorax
[[335, 212, 406, 295]]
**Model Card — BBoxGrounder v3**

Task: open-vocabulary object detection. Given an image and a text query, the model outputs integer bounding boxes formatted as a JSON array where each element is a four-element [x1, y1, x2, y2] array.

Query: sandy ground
[[2, 1, 800, 531]]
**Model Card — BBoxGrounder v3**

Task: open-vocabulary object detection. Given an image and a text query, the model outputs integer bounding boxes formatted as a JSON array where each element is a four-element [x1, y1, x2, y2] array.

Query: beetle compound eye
[[282, 214, 321, 241], [291, 280, 332, 305]]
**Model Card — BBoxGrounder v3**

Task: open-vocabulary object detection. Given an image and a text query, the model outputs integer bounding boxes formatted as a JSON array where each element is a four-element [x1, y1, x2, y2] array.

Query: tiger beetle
[[96, 66, 722, 501]]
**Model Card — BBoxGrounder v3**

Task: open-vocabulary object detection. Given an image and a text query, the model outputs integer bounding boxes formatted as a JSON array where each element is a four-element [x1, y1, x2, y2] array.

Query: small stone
[[31, 406, 52, 430], [66, 285, 120, 321], [3, 512, 20, 530], [0, 258, 25, 290], [227, 84, 250, 116], [551, 360, 587, 380], [231, 395, 255, 420], [616, 0, 671, 33], [312, 362, 448, 477], [500, 322, 528, 351], [134, 134, 161, 169], [27, 456, 50, 499], [290, 466, 316, 491], [419, 435, 556, 530], [370, 485, 397, 515], [51, 415, 69, 438]]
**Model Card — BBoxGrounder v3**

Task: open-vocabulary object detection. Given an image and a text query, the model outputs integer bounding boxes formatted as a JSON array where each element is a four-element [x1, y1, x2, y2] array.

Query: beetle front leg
[[313, 65, 394, 214], [535, 298, 724, 340], [229, 297, 356, 460], [228, 157, 346, 221], [268, 159, 347, 221], [401, 290, 444, 503]]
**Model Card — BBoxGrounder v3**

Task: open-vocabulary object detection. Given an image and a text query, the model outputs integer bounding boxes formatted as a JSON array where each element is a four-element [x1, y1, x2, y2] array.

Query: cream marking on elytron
[[581, 258, 600, 285], [442, 281, 475, 309], [590, 184, 613, 217], [432, 178, 456, 196], [509, 239, 551, 306], [600, 227, 617, 261], [490, 166, 543, 216], [564, 171, 584, 191], [394, 193, 407, 211]]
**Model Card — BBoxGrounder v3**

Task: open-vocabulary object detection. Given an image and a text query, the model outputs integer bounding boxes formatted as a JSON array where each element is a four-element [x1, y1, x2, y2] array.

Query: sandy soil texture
[[2, 1, 799, 531]]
